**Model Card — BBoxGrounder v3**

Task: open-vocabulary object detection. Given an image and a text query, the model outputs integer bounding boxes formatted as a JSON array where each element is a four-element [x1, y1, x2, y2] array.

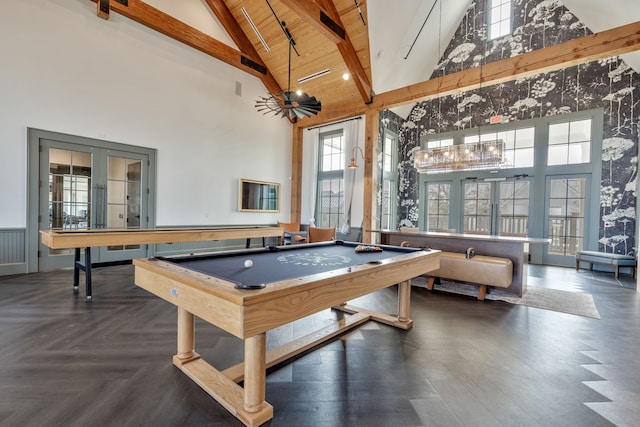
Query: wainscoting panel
[[0, 228, 27, 275]]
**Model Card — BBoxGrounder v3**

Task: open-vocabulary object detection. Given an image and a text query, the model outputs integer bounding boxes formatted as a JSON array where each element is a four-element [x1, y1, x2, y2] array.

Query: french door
[[462, 179, 531, 236], [38, 139, 151, 271], [543, 175, 589, 266]]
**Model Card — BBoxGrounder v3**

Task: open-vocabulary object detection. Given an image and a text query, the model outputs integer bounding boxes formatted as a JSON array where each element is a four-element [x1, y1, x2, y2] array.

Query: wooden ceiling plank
[[203, 0, 283, 97], [89, 0, 269, 79], [317, 0, 372, 103], [283, 0, 373, 103], [278, 0, 345, 44], [296, 20, 640, 128]]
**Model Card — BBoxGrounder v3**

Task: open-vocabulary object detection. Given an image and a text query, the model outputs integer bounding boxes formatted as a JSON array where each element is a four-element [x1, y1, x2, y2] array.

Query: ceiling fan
[[255, 21, 322, 120]]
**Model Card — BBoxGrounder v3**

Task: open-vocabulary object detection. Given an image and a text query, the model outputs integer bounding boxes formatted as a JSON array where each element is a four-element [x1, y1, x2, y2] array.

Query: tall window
[[316, 130, 345, 228], [381, 130, 397, 229], [426, 182, 451, 231], [489, 0, 511, 40]]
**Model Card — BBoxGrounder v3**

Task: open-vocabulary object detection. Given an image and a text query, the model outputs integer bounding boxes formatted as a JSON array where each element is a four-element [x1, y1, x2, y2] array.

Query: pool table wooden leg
[[176, 307, 199, 362], [397, 280, 411, 323], [244, 333, 267, 413]]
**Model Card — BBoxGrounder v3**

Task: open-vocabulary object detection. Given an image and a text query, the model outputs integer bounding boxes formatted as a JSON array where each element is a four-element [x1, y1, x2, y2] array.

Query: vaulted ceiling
[[97, 0, 640, 124]]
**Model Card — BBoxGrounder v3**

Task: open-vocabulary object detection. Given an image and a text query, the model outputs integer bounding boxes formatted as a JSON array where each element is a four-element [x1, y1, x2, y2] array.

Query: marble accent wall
[[392, 0, 638, 254]]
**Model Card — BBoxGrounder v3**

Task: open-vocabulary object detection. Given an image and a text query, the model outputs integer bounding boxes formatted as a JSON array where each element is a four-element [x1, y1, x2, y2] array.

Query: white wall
[[0, 0, 292, 227]]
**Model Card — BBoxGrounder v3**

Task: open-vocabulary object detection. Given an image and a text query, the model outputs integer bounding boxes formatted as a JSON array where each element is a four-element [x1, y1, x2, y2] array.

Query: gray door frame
[[27, 128, 157, 273]]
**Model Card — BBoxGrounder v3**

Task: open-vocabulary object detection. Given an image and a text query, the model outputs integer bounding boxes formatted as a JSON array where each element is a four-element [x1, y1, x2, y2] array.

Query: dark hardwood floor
[[0, 263, 638, 427]]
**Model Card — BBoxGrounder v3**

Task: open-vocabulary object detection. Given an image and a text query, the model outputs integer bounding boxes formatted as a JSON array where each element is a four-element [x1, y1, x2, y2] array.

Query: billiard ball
[[244, 259, 253, 268]]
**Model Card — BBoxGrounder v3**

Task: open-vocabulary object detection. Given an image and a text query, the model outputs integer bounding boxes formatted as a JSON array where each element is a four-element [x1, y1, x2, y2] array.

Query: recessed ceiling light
[[343, 73, 350, 81]]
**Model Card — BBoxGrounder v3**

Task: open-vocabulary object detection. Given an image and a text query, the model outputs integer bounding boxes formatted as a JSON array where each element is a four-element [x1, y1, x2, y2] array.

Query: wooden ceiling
[[219, 0, 373, 111], [95, 0, 640, 128], [96, 0, 372, 120]]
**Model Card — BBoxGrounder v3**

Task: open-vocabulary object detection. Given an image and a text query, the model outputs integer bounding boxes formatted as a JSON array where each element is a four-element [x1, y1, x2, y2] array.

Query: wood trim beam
[[362, 110, 378, 244], [89, 0, 269, 79], [295, 20, 640, 129], [281, 0, 373, 103], [290, 126, 304, 225], [203, 0, 283, 97], [97, 0, 110, 19], [278, 0, 345, 44]]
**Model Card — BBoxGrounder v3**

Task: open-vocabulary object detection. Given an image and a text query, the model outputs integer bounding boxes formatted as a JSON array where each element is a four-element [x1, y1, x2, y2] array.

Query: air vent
[[297, 69, 331, 84]]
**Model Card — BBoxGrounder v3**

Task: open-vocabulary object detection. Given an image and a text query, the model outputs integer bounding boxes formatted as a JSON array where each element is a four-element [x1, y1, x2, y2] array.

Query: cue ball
[[244, 260, 253, 268]]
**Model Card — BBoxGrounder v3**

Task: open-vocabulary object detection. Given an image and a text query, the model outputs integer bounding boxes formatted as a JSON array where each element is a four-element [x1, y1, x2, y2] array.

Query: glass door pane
[[46, 148, 92, 260], [463, 182, 492, 234], [544, 176, 588, 266], [498, 180, 530, 236], [105, 155, 144, 252], [463, 179, 531, 236], [39, 139, 151, 271]]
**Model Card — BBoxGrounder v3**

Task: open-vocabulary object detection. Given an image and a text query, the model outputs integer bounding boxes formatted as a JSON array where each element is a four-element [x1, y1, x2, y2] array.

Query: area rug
[[413, 278, 600, 319]]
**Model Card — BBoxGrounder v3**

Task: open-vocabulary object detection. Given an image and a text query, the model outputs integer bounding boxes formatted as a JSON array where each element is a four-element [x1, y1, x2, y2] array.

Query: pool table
[[133, 241, 440, 427]]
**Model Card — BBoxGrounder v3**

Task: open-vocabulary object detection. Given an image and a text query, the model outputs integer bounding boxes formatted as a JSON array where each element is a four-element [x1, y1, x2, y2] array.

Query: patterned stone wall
[[393, 0, 638, 254]]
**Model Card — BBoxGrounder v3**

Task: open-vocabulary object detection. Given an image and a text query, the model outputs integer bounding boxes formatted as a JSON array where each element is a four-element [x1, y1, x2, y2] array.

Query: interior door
[[543, 175, 589, 266], [96, 151, 148, 262], [462, 179, 530, 236], [38, 140, 149, 271]]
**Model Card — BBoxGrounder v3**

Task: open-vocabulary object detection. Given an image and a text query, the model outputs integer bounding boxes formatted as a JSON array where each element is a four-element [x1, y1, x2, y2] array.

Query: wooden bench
[[575, 250, 636, 279], [426, 251, 513, 300]]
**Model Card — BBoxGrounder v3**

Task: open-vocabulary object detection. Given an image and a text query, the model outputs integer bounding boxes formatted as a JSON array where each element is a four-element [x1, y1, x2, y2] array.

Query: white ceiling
[[367, 0, 640, 119]]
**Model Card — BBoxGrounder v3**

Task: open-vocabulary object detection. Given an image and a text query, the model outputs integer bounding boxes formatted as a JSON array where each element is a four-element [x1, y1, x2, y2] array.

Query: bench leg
[[478, 285, 487, 301], [426, 277, 435, 291]]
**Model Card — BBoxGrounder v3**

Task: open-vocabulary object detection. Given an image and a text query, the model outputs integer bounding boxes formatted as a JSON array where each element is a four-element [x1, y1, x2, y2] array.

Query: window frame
[[381, 129, 398, 230], [488, 0, 512, 40], [315, 129, 346, 229], [417, 108, 603, 265]]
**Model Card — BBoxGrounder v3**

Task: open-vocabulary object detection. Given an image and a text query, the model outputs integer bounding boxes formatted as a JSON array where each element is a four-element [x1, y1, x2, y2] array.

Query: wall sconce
[[347, 146, 367, 169]]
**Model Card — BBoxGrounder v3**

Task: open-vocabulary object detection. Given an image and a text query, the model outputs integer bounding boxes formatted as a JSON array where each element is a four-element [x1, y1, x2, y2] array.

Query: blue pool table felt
[[159, 241, 423, 289]]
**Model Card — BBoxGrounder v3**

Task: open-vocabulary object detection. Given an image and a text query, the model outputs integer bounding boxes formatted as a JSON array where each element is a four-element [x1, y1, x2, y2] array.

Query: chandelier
[[413, 140, 506, 173], [255, 23, 321, 120]]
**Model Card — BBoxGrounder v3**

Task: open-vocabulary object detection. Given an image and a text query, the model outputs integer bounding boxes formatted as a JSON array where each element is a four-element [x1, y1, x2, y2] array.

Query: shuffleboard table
[[133, 240, 440, 427], [40, 226, 284, 300]]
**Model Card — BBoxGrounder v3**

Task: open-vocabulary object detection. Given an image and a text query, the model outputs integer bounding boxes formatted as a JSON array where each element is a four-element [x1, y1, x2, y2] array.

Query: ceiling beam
[[296, 20, 640, 128], [280, 0, 373, 104], [97, 0, 110, 19], [89, 0, 270, 79], [203, 0, 283, 97]]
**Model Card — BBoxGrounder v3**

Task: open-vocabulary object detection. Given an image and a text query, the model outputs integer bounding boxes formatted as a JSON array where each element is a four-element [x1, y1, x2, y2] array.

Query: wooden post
[[363, 110, 379, 244], [176, 307, 196, 360], [291, 126, 304, 225], [397, 280, 411, 323], [244, 333, 267, 413]]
